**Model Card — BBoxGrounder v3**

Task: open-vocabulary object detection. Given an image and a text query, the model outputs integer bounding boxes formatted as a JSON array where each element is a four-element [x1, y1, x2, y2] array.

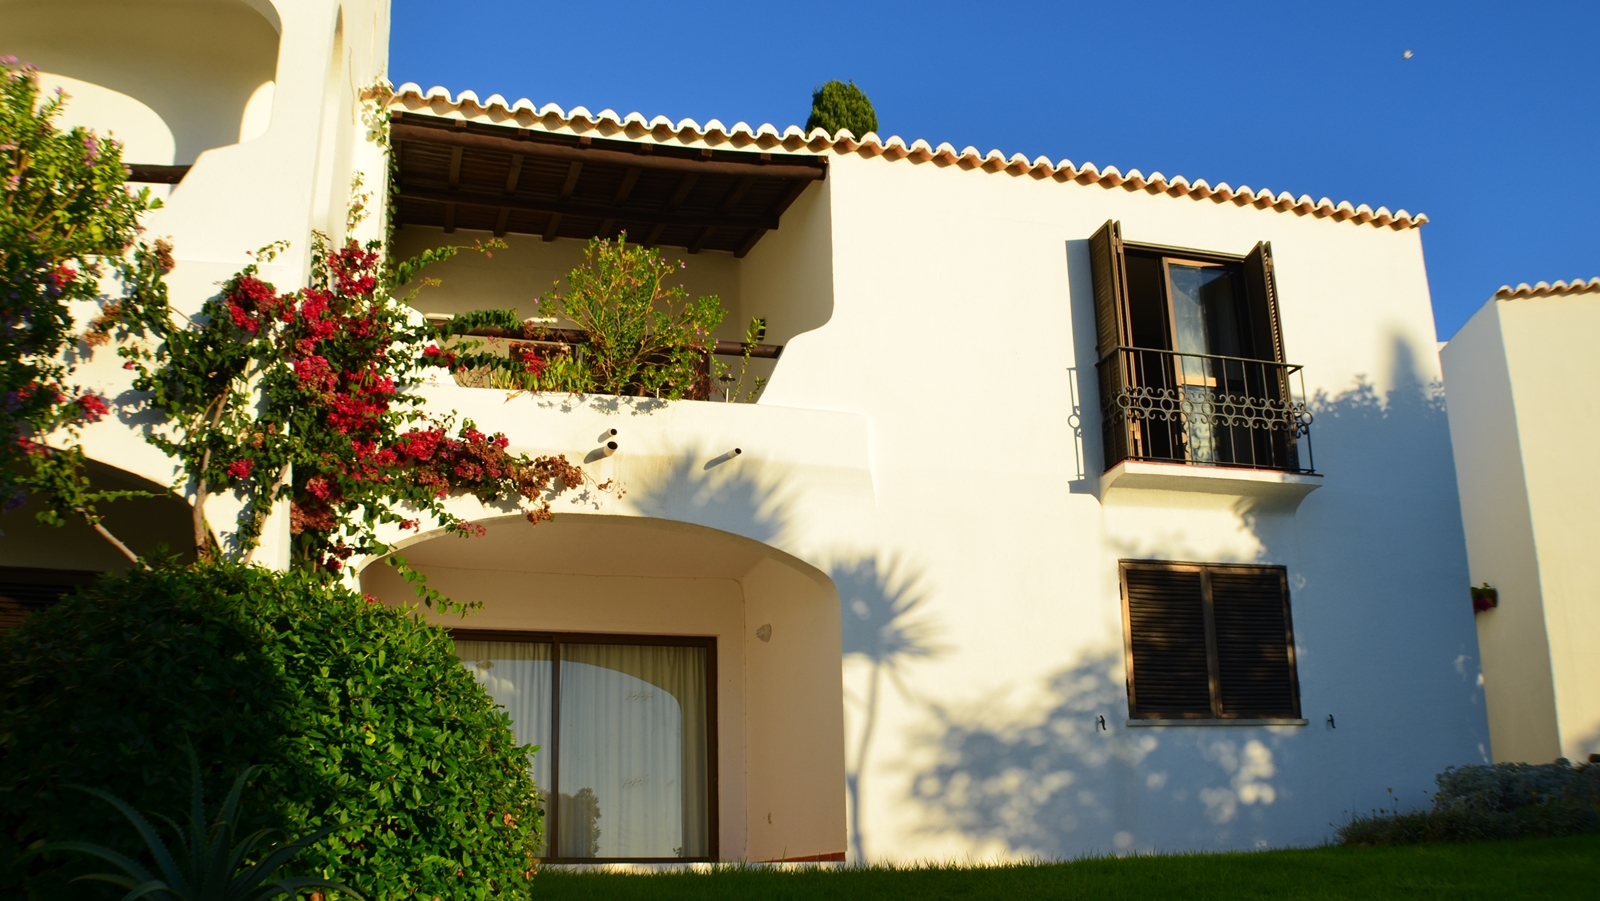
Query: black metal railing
[[1097, 347, 1314, 474]]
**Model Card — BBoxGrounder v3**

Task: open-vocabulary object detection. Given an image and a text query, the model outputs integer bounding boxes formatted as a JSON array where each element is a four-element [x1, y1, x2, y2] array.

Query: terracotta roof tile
[[384, 84, 1428, 231], [1494, 278, 1600, 300]]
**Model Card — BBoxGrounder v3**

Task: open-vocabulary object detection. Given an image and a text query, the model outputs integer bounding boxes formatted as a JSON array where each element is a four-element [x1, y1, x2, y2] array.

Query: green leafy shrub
[[0, 563, 541, 900], [805, 80, 878, 138], [1339, 761, 1600, 846]]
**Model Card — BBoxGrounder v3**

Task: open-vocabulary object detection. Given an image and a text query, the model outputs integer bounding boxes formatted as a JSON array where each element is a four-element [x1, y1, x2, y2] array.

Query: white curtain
[[454, 638, 710, 860], [558, 644, 709, 858], [454, 640, 554, 804]]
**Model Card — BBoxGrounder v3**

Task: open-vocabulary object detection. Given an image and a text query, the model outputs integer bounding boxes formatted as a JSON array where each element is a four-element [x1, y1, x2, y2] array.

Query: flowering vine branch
[[117, 190, 585, 598]]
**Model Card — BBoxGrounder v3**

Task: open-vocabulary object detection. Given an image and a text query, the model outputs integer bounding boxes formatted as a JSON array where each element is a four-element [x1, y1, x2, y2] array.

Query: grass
[[534, 835, 1600, 900]]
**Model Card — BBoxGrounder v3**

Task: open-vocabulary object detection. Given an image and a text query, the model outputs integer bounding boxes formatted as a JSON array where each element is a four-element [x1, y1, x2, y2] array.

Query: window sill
[[1126, 717, 1309, 727], [1100, 460, 1322, 509]]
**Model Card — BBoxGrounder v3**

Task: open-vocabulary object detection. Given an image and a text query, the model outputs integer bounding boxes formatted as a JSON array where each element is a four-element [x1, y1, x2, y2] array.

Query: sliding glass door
[[454, 633, 716, 862]]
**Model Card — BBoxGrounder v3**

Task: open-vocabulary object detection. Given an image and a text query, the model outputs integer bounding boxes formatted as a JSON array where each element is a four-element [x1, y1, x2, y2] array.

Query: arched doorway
[[360, 513, 848, 864], [0, 460, 195, 632]]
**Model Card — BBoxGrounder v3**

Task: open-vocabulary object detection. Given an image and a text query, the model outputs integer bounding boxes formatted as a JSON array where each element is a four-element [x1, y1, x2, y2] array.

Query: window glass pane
[[1168, 264, 1243, 358], [558, 644, 709, 859], [454, 640, 553, 807]]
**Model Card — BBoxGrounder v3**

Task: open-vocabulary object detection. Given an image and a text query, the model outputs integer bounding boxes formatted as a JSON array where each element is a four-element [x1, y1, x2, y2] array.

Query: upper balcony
[[1097, 346, 1319, 502], [385, 109, 836, 402], [1087, 221, 1322, 504]]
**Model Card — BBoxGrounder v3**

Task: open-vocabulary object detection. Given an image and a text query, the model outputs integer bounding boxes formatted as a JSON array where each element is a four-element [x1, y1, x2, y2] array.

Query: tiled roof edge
[[1494, 278, 1600, 300], [383, 83, 1428, 231]]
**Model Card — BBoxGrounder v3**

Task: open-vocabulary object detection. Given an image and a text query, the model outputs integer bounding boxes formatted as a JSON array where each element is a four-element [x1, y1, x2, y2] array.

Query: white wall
[[1444, 290, 1600, 763], [751, 151, 1484, 859]]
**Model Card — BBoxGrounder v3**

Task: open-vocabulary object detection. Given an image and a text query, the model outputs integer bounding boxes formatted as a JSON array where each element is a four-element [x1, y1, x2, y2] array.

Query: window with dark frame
[[1090, 220, 1313, 474], [450, 630, 718, 863], [1120, 561, 1302, 721]]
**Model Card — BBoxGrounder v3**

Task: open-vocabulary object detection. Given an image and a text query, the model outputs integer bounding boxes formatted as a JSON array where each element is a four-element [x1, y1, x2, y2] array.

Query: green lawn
[[536, 835, 1600, 900]]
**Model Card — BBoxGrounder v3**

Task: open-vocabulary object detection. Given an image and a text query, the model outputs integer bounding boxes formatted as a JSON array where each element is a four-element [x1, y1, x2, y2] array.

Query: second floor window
[[1090, 220, 1313, 474]]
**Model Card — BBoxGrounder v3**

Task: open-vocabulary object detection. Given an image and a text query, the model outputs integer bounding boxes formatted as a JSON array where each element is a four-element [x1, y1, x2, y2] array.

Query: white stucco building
[[2, 0, 1492, 865], [1442, 279, 1600, 768]]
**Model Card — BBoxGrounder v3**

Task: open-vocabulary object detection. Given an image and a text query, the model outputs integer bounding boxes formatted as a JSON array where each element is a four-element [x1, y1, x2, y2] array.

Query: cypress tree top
[[806, 79, 879, 138]]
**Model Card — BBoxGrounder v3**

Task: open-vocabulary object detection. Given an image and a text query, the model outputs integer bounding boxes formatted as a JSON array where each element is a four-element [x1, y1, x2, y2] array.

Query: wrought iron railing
[[1097, 347, 1314, 474]]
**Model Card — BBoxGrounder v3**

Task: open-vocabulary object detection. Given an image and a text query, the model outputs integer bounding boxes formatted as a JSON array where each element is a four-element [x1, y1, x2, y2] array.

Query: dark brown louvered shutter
[[1123, 565, 1214, 718], [1088, 220, 1131, 359], [1241, 242, 1285, 363], [1209, 567, 1300, 718]]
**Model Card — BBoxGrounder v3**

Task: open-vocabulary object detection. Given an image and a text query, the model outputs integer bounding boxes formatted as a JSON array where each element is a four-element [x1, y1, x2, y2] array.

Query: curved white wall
[[0, 0, 281, 164]]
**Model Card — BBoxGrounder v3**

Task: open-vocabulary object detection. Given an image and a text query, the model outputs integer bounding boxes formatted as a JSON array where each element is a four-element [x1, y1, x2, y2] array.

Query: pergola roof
[[389, 112, 827, 256]]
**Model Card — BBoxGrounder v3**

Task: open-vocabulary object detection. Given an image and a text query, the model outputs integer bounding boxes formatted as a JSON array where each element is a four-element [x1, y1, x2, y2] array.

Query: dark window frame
[[1118, 561, 1303, 723], [450, 628, 720, 863], [1091, 220, 1310, 474]]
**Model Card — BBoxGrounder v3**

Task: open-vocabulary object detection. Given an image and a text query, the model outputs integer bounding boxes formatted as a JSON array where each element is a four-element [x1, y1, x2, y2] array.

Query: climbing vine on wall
[[0, 58, 173, 561], [116, 189, 587, 594]]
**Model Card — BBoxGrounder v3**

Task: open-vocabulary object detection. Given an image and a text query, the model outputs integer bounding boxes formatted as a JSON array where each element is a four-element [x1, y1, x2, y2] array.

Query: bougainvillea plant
[[117, 190, 585, 592], [0, 58, 172, 562], [438, 234, 768, 401]]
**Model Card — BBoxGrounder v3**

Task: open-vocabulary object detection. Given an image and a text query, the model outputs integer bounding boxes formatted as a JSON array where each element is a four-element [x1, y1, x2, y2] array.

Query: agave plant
[[31, 746, 362, 900]]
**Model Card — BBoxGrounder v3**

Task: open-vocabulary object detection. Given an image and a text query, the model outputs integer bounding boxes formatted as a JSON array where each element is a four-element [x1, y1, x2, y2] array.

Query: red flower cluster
[[74, 393, 109, 423], [227, 458, 253, 479], [421, 344, 457, 368], [223, 275, 278, 334], [510, 343, 546, 378]]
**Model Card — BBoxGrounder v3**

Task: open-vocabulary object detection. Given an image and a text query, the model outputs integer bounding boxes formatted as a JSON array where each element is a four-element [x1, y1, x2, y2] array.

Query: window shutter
[[1124, 566, 1213, 717], [1209, 568, 1300, 718], [1088, 220, 1131, 359], [1241, 242, 1285, 363]]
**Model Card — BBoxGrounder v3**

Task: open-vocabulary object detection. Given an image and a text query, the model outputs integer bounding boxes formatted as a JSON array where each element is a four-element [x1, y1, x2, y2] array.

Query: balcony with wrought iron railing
[[1096, 347, 1318, 499]]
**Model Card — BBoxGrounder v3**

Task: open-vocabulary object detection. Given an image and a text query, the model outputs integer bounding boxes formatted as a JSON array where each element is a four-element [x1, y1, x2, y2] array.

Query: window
[[1120, 561, 1302, 722], [1090, 220, 1312, 473], [452, 631, 716, 862], [0, 567, 100, 634]]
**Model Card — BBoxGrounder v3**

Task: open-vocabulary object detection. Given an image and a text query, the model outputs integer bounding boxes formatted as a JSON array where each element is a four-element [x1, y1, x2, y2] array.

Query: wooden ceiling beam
[[666, 172, 700, 211], [734, 228, 767, 259], [718, 176, 755, 213], [688, 226, 716, 254], [493, 207, 510, 237], [398, 186, 782, 231], [503, 153, 525, 194], [391, 121, 827, 181], [543, 212, 562, 242], [446, 147, 463, 189], [560, 161, 583, 198], [442, 201, 457, 234], [613, 167, 641, 205]]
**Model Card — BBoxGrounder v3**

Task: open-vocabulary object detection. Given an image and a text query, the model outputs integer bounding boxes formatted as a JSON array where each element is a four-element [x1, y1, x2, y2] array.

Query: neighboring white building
[[3, 0, 1491, 865], [1441, 279, 1600, 767]]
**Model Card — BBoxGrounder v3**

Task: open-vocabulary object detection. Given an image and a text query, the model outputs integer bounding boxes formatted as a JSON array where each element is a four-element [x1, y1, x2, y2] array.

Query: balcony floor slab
[[1099, 460, 1323, 510]]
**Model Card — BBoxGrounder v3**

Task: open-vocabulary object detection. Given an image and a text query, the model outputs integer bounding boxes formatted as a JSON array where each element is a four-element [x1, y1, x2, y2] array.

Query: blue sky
[[390, 0, 1598, 340]]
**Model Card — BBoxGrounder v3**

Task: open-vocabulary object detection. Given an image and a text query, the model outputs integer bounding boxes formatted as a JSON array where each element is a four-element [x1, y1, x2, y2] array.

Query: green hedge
[[1340, 760, 1600, 846], [0, 562, 541, 900]]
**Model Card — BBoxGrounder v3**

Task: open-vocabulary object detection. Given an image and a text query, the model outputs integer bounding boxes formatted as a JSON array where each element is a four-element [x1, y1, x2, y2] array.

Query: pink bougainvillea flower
[[227, 458, 254, 479]]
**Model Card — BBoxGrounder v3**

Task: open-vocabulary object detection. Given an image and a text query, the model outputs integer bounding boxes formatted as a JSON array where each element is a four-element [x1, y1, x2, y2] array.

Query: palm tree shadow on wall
[[835, 555, 940, 863], [624, 450, 790, 549], [911, 647, 1302, 857], [913, 336, 1483, 858]]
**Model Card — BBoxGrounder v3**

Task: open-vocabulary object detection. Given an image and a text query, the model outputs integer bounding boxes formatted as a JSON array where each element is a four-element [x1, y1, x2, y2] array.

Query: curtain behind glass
[[558, 644, 708, 858], [454, 640, 554, 813]]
